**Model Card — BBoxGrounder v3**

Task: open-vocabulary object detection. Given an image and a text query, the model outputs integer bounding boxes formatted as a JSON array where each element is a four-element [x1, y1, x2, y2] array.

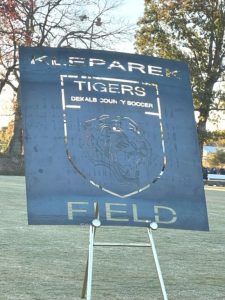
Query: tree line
[[0, 0, 225, 169]]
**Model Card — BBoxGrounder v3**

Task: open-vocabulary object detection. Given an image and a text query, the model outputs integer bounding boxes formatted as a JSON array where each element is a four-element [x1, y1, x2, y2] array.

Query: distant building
[[203, 146, 225, 155], [203, 145, 225, 169]]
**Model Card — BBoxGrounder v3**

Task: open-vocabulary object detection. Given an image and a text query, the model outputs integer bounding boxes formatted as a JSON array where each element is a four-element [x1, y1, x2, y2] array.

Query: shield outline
[[60, 74, 167, 198]]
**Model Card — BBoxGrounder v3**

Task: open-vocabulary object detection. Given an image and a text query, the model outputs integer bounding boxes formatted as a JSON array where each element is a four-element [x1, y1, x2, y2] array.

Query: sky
[[0, 88, 14, 128], [115, 0, 145, 53], [120, 0, 144, 21]]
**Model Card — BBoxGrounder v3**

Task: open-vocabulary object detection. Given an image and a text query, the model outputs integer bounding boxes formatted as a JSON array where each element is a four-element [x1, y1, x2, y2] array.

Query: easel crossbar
[[94, 242, 151, 247]]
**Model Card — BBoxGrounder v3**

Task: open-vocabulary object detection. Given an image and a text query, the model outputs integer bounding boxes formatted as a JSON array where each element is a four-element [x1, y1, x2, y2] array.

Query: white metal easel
[[81, 204, 168, 300]]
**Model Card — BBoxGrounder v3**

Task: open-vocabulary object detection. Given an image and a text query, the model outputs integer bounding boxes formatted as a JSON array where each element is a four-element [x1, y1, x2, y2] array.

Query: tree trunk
[[197, 80, 216, 164], [197, 114, 208, 165], [7, 102, 23, 157], [2, 96, 24, 175]]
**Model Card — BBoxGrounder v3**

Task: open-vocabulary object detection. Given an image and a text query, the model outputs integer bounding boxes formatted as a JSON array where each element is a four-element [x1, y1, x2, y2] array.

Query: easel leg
[[86, 224, 95, 300], [81, 257, 88, 298], [147, 227, 168, 300], [81, 203, 100, 299], [81, 225, 95, 299]]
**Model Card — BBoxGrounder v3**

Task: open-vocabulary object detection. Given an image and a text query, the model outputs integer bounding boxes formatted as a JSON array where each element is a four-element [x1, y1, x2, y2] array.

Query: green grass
[[0, 176, 225, 300]]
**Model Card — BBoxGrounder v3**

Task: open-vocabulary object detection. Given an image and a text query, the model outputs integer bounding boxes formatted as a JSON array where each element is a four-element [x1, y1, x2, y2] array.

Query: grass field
[[0, 176, 225, 300]]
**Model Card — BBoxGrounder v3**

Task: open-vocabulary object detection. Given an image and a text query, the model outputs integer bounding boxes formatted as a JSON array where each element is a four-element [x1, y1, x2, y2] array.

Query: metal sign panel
[[19, 46, 209, 230]]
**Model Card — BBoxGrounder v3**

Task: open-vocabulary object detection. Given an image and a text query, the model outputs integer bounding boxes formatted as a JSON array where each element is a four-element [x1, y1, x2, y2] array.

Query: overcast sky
[[119, 0, 144, 21], [116, 0, 144, 53]]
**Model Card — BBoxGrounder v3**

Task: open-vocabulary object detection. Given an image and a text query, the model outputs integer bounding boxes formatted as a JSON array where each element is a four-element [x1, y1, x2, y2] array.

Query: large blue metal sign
[[19, 46, 209, 230]]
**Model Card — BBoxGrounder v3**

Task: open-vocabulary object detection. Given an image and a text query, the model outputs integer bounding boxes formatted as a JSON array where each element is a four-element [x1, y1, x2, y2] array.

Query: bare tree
[[0, 0, 131, 159]]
